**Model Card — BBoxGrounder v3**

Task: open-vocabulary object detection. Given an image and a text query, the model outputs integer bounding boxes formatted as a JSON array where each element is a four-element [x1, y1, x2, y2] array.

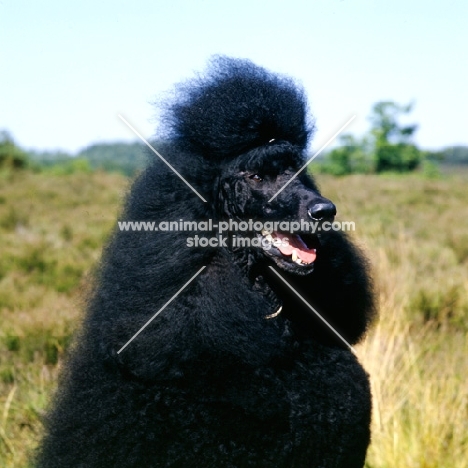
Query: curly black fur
[[36, 57, 375, 468]]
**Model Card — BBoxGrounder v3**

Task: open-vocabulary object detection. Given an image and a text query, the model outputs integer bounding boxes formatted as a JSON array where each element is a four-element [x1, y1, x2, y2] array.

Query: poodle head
[[162, 56, 335, 277]]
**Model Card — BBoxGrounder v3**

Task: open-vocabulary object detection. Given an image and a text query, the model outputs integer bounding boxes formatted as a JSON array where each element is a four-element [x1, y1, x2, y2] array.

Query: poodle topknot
[[164, 56, 313, 158]]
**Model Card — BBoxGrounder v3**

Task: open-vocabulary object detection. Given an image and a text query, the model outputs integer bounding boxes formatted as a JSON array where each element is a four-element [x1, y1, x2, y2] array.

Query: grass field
[[0, 168, 467, 467]]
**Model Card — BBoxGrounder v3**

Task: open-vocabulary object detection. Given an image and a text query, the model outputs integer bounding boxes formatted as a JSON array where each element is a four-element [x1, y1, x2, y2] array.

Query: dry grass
[[0, 169, 467, 467], [0, 170, 128, 467], [356, 247, 468, 467], [322, 174, 468, 467]]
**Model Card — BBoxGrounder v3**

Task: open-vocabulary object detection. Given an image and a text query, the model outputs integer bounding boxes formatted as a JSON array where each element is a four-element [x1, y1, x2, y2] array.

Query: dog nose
[[308, 201, 337, 221]]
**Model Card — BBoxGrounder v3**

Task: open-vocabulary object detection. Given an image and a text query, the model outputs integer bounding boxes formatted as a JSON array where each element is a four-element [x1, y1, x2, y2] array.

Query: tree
[[370, 101, 422, 172], [320, 134, 374, 176], [320, 101, 424, 175], [0, 131, 29, 169]]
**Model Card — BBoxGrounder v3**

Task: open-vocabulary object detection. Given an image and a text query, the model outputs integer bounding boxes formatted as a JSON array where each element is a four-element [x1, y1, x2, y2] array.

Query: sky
[[1, 0, 467, 154]]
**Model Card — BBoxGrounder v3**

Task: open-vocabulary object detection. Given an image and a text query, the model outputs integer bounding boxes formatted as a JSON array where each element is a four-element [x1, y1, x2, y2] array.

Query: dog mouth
[[259, 229, 318, 270]]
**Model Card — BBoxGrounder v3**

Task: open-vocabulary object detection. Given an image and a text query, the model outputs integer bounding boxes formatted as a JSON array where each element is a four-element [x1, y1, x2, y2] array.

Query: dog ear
[[99, 257, 288, 382], [161, 56, 314, 160], [298, 231, 376, 345]]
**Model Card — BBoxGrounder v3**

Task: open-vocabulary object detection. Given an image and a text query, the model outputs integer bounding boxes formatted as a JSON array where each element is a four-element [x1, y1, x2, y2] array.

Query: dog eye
[[249, 174, 263, 182]]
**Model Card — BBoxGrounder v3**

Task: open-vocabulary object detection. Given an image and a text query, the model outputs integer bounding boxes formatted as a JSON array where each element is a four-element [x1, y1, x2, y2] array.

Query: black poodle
[[37, 57, 375, 467]]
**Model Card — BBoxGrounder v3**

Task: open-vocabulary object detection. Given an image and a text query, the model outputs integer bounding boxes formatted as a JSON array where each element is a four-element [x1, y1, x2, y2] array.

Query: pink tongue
[[274, 232, 317, 263]]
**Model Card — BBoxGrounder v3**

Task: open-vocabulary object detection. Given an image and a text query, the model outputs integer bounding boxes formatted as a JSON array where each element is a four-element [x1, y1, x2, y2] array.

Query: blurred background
[[1, 1, 467, 466]]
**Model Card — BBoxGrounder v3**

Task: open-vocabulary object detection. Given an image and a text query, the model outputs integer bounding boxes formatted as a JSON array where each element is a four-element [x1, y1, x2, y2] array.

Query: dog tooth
[[292, 251, 298, 262], [295, 258, 303, 265], [265, 234, 273, 242], [261, 229, 270, 236]]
